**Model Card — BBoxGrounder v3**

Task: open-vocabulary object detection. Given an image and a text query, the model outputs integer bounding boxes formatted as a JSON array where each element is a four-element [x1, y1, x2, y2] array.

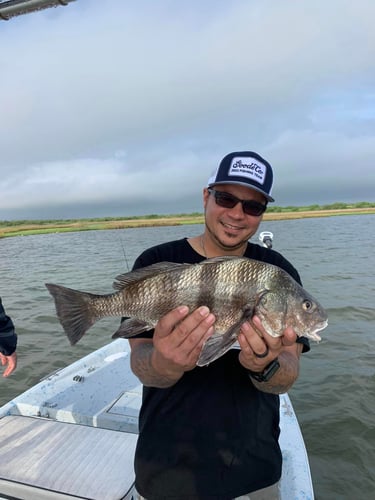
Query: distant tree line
[[266, 201, 374, 213], [0, 202, 374, 226]]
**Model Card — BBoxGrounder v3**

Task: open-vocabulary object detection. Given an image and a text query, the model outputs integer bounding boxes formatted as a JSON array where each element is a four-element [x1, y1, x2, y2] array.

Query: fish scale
[[46, 256, 328, 366]]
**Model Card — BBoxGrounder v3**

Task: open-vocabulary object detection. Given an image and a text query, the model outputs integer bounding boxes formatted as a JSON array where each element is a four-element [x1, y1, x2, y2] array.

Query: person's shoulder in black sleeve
[[132, 238, 193, 270], [0, 297, 17, 356]]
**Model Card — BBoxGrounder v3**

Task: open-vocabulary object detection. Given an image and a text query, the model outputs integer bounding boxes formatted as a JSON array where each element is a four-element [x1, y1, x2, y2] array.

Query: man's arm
[[248, 344, 302, 394], [129, 339, 181, 388]]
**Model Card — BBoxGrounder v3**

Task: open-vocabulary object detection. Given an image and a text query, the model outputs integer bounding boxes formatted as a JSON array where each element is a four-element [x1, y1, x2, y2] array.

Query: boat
[[0, 338, 314, 500]]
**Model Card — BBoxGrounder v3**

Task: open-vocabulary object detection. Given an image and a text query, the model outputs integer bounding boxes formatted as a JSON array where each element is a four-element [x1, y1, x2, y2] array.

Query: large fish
[[46, 256, 328, 366]]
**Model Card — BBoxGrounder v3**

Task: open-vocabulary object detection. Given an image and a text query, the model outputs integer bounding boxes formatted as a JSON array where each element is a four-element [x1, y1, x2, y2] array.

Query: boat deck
[[0, 415, 136, 500], [0, 339, 314, 500]]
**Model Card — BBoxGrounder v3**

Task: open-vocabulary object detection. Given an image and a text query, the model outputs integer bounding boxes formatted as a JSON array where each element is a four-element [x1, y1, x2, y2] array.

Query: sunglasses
[[208, 188, 267, 217]]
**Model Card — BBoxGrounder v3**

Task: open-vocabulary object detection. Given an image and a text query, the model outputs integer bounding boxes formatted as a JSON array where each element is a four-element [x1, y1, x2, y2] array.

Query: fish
[[45, 256, 328, 366]]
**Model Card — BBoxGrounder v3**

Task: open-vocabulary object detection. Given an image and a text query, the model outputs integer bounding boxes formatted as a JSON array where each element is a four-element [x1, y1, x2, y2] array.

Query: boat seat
[[0, 415, 138, 500]]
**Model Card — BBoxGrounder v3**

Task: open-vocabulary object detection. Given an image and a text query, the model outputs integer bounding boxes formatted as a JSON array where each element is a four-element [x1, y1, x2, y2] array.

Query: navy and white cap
[[208, 151, 275, 202]]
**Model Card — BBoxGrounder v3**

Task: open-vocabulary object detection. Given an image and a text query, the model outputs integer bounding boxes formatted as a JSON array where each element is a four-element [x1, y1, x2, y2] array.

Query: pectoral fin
[[112, 318, 154, 338], [197, 301, 259, 366], [197, 332, 239, 366]]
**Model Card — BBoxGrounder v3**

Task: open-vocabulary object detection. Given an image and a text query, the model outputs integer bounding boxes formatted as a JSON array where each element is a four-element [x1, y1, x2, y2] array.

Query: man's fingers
[[155, 306, 190, 339], [240, 320, 270, 355], [1, 353, 17, 377], [281, 327, 298, 346], [250, 315, 267, 336], [154, 305, 215, 363], [173, 306, 213, 340]]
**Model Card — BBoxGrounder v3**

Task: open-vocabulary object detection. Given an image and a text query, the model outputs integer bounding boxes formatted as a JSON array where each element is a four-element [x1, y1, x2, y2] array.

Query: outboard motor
[[259, 231, 273, 249]]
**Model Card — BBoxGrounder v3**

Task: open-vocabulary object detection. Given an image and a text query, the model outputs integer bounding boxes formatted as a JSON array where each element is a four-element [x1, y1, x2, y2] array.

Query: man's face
[[203, 183, 267, 252]]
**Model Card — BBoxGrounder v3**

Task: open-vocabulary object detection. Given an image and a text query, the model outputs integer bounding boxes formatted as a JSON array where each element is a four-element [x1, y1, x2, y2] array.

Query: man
[[0, 297, 18, 377], [129, 151, 309, 499]]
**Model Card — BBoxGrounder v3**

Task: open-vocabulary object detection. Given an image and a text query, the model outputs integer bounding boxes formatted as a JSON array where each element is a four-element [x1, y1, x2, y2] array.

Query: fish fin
[[201, 256, 245, 263], [45, 283, 99, 345], [197, 299, 259, 366], [113, 262, 192, 290], [197, 332, 238, 366], [112, 318, 154, 338]]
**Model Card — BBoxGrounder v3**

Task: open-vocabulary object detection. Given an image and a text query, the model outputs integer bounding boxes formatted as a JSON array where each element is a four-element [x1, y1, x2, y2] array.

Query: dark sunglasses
[[208, 188, 267, 217]]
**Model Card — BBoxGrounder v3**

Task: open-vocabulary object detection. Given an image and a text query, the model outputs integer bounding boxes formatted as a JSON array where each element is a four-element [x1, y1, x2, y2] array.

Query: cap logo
[[229, 158, 266, 185]]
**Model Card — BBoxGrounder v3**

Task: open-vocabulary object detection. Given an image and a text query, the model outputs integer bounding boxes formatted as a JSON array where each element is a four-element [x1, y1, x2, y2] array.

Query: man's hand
[[238, 315, 297, 372], [129, 306, 215, 388], [0, 352, 17, 377], [152, 305, 215, 375], [238, 315, 302, 394]]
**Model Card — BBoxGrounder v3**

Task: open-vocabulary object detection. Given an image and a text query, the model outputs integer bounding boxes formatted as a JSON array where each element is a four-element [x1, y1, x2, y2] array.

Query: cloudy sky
[[1, 0, 375, 220]]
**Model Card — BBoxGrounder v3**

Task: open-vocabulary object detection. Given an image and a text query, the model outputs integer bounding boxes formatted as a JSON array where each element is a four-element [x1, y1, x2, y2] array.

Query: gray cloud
[[1, 0, 375, 219]]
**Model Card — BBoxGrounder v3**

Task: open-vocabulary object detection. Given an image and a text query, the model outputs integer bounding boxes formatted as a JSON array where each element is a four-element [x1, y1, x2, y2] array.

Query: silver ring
[[254, 346, 269, 358]]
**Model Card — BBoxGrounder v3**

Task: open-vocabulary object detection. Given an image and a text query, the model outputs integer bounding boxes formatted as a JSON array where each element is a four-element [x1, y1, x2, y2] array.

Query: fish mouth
[[308, 319, 329, 342]]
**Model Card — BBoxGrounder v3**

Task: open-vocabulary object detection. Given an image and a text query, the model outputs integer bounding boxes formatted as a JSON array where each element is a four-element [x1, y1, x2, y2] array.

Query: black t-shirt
[[132, 238, 309, 499]]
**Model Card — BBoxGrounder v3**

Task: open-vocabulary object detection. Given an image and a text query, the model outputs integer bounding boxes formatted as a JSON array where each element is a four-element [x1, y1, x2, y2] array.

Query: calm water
[[1, 215, 374, 499]]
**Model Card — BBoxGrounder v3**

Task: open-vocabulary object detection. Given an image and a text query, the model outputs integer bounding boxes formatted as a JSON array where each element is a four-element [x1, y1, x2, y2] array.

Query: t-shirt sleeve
[[0, 299, 17, 356]]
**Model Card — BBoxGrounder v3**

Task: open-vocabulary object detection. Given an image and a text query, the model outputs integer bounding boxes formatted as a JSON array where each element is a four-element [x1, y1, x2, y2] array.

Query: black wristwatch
[[248, 358, 280, 382]]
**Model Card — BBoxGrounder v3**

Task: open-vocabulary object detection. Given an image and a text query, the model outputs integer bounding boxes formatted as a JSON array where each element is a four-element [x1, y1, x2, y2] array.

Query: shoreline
[[1, 207, 374, 238]]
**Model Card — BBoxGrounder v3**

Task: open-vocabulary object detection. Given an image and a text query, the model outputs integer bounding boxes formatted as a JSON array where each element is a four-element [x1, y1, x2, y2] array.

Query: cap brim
[[207, 180, 275, 202]]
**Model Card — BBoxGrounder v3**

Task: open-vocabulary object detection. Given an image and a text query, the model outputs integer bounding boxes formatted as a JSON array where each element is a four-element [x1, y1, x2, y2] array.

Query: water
[[1, 215, 374, 499]]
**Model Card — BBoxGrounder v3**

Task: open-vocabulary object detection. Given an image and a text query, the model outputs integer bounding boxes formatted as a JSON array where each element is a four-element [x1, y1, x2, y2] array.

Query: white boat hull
[[0, 339, 314, 499]]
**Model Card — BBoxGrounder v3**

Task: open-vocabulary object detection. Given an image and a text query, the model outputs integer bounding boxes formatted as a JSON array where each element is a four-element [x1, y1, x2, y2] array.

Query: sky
[[1, 0, 375, 220]]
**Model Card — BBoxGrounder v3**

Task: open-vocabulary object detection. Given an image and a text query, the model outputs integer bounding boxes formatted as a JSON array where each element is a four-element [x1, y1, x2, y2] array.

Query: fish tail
[[45, 283, 98, 345]]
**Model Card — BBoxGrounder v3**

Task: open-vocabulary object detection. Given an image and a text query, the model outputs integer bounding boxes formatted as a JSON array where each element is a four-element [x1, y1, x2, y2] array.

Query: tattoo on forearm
[[131, 343, 179, 388]]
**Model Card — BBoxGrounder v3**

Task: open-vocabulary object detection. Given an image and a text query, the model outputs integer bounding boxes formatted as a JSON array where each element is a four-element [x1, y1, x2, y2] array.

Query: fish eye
[[302, 299, 314, 311]]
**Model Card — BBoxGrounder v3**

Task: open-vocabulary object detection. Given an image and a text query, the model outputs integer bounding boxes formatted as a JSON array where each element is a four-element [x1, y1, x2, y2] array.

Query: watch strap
[[247, 358, 280, 382]]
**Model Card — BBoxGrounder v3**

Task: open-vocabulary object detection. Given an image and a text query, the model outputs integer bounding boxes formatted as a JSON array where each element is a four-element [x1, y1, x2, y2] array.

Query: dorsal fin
[[201, 256, 246, 264], [112, 256, 246, 291], [112, 261, 192, 291]]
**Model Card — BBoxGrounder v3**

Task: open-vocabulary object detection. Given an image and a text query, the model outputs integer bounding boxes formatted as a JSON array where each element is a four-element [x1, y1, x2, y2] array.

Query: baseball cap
[[207, 151, 275, 202]]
